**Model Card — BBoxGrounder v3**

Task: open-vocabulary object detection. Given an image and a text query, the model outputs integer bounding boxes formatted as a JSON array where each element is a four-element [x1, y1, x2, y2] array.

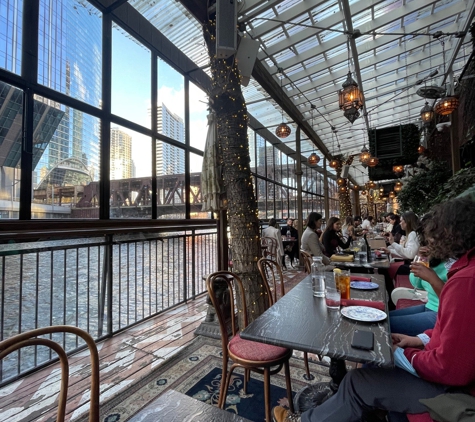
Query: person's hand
[[418, 246, 431, 257], [410, 262, 436, 281], [381, 247, 390, 254], [387, 233, 394, 245], [391, 334, 424, 349]]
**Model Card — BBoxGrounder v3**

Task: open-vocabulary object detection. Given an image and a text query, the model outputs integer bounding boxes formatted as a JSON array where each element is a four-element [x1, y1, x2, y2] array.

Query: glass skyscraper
[[0, 0, 102, 216]]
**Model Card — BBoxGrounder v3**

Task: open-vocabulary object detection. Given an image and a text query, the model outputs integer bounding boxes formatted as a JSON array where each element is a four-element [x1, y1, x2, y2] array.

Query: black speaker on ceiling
[[216, 0, 237, 59]]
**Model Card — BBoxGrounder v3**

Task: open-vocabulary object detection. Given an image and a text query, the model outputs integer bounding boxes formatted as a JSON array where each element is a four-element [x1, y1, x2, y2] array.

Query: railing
[[0, 220, 217, 385]]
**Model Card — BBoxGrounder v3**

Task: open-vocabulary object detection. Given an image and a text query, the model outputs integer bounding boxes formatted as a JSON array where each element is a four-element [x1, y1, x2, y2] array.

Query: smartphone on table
[[351, 330, 374, 350]]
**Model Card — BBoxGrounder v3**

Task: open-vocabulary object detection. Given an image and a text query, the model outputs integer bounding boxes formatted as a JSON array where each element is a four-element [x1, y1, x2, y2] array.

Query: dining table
[[240, 272, 393, 412]]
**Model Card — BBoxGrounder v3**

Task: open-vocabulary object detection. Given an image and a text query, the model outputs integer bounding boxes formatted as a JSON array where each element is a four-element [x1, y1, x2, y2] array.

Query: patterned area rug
[[96, 335, 331, 422]]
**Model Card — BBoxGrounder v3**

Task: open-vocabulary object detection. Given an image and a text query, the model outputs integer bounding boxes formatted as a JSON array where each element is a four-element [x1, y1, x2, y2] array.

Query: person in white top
[[381, 211, 420, 309], [383, 212, 420, 260], [262, 218, 285, 267], [361, 216, 373, 231]]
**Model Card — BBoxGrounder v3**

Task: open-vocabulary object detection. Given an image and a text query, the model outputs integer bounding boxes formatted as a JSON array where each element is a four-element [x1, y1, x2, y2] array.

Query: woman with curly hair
[[272, 196, 475, 422]]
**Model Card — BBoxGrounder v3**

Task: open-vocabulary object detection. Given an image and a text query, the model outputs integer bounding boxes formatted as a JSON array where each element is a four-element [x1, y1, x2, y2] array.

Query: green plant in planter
[[434, 166, 475, 203], [397, 161, 452, 215]]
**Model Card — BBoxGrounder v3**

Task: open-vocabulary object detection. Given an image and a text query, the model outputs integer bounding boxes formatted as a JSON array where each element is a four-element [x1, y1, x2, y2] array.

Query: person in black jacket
[[322, 217, 352, 256], [281, 218, 299, 266]]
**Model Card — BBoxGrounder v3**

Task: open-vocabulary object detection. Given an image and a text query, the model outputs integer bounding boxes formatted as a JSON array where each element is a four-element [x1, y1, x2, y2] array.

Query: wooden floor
[[0, 264, 308, 422]]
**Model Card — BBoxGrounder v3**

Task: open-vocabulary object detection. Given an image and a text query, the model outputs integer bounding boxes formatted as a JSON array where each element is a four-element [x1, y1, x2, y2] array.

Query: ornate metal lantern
[[337, 178, 346, 186], [307, 152, 320, 166], [389, 191, 396, 198], [434, 96, 459, 116], [418, 145, 426, 154], [329, 159, 340, 169], [393, 165, 404, 175], [420, 102, 434, 125], [353, 185, 360, 191], [359, 146, 371, 165], [338, 72, 364, 124], [275, 123, 291, 138], [367, 157, 379, 167], [339, 185, 347, 193], [394, 184, 402, 192]]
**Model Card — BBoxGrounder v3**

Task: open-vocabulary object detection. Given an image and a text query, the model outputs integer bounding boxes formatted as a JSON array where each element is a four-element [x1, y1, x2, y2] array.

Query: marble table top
[[241, 273, 394, 367]]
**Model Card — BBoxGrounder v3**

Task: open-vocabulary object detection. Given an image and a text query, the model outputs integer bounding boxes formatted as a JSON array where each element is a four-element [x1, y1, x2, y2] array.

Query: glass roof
[[128, 0, 474, 185]]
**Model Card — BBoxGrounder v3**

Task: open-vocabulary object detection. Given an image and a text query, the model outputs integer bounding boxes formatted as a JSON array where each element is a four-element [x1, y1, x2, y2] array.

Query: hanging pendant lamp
[[308, 152, 320, 166], [420, 102, 434, 125], [434, 96, 459, 116], [275, 67, 291, 138]]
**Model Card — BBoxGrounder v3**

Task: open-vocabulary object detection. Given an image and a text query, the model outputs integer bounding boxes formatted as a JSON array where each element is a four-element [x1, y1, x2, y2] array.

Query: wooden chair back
[[261, 236, 278, 261], [0, 325, 100, 422], [257, 258, 285, 305], [300, 250, 313, 273]]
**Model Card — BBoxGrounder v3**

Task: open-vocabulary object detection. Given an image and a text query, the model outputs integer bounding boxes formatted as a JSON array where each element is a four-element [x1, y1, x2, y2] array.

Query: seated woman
[[280, 218, 299, 267], [321, 217, 352, 257], [389, 213, 404, 244], [341, 216, 355, 240], [389, 215, 449, 335], [301, 212, 333, 270], [381, 211, 420, 308]]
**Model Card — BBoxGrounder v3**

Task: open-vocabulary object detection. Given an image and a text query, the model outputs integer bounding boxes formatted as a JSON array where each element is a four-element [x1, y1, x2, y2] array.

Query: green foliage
[[397, 161, 452, 215], [434, 167, 475, 203]]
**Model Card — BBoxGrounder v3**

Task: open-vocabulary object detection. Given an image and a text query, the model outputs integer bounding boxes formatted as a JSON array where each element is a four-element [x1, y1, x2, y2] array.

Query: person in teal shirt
[[389, 254, 448, 336]]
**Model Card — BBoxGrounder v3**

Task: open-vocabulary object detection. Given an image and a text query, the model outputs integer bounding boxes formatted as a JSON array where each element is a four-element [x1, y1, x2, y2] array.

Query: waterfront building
[[157, 103, 185, 176]]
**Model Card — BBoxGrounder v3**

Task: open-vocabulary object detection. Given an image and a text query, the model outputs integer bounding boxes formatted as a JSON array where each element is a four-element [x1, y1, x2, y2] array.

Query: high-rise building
[[110, 128, 133, 180], [157, 103, 185, 175], [0, 0, 102, 192]]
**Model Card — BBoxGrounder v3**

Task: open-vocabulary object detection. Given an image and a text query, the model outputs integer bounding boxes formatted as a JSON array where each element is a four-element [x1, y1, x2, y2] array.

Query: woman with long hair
[[341, 216, 355, 240], [322, 217, 352, 257], [300, 212, 333, 268], [388, 214, 404, 244], [381, 211, 421, 308]]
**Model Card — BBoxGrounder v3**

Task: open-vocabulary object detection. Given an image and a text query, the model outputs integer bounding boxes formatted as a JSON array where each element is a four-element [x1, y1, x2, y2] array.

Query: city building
[[110, 127, 133, 179], [157, 103, 185, 175]]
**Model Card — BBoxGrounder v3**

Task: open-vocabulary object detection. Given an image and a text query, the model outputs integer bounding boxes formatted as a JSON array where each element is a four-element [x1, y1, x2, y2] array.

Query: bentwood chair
[[300, 250, 313, 274], [206, 271, 294, 422], [0, 326, 100, 422], [262, 236, 278, 262], [258, 258, 313, 380]]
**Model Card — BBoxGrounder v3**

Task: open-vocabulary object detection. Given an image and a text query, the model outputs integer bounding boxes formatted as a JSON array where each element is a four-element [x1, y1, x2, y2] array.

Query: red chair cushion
[[407, 413, 433, 422], [395, 274, 412, 289], [229, 333, 289, 361]]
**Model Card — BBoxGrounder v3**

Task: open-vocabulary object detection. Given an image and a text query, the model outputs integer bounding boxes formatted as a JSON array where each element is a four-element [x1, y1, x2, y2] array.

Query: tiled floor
[[0, 263, 307, 422]]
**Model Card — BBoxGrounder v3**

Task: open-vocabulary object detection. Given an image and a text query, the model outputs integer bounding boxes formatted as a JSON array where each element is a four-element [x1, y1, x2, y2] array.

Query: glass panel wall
[[156, 143, 185, 219], [0, 81, 22, 219], [112, 24, 150, 128], [110, 125, 150, 218], [30, 96, 100, 219], [157, 58, 184, 143], [0, 0, 22, 75], [190, 152, 207, 219], [189, 82, 207, 150], [38, 0, 102, 107]]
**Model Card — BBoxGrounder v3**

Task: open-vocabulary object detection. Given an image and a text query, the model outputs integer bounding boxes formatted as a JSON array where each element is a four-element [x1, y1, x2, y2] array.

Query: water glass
[[325, 287, 341, 309], [312, 275, 326, 297], [358, 251, 367, 263]]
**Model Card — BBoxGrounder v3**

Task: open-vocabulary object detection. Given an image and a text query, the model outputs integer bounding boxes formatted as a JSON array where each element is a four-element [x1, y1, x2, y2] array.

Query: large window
[[31, 97, 100, 219], [38, 0, 102, 107], [0, 0, 22, 75], [112, 25, 150, 128]]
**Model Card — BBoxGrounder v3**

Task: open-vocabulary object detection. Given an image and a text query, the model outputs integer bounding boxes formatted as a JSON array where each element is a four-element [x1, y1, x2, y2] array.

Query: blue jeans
[[389, 305, 437, 336]]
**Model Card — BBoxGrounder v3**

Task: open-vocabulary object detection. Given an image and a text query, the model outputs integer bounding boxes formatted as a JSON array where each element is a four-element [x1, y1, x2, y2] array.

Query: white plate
[[341, 306, 387, 322], [350, 281, 379, 290]]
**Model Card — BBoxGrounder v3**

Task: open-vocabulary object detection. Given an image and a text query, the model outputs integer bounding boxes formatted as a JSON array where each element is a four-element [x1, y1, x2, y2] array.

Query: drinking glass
[[338, 270, 351, 300], [411, 255, 429, 298], [325, 287, 341, 309]]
